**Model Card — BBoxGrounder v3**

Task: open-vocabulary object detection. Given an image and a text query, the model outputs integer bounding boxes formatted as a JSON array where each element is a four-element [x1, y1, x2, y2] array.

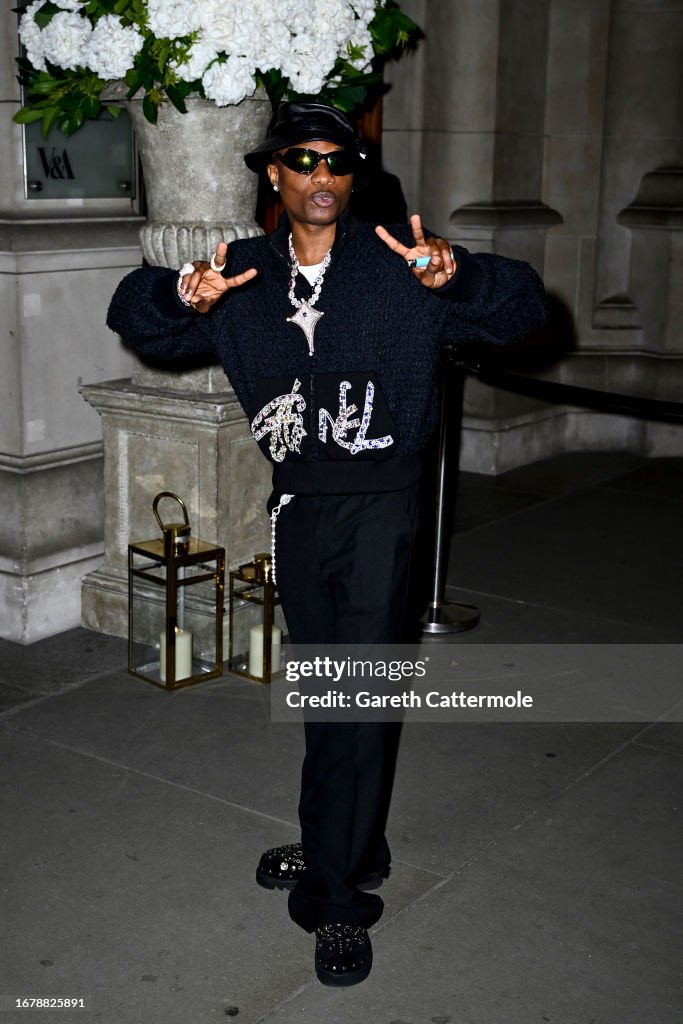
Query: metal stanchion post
[[420, 356, 480, 634]]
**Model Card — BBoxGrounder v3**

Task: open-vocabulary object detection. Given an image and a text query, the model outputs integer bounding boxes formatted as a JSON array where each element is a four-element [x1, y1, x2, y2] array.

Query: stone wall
[[384, 0, 683, 472], [0, 13, 141, 642]]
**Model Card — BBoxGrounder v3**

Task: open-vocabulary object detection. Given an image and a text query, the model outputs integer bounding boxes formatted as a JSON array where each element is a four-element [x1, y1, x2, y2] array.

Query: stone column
[[445, 0, 561, 272], [593, 0, 683, 340], [0, 13, 142, 642], [384, 1, 562, 473], [384, 0, 683, 472], [541, 0, 611, 340], [618, 167, 683, 355]]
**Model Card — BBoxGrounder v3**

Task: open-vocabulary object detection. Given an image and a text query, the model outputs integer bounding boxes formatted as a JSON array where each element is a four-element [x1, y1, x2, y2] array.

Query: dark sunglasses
[[274, 147, 357, 176]]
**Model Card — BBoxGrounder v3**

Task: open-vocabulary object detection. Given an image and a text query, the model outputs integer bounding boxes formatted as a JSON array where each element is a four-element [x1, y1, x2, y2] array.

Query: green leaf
[[156, 41, 170, 74], [61, 92, 80, 116], [166, 84, 187, 114], [328, 85, 366, 110], [124, 66, 141, 90], [370, 1, 419, 55], [58, 107, 84, 136], [22, 96, 56, 111], [106, 104, 122, 118], [339, 69, 380, 88], [12, 106, 46, 124], [40, 105, 60, 137], [142, 93, 158, 124], [256, 67, 287, 110], [34, 2, 62, 30], [83, 96, 100, 119], [25, 74, 62, 95]]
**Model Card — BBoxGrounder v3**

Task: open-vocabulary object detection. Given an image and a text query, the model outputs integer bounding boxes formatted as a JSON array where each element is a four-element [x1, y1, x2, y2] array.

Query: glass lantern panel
[[130, 574, 166, 682], [130, 561, 220, 684], [178, 565, 220, 677], [230, 580, 288, 680]]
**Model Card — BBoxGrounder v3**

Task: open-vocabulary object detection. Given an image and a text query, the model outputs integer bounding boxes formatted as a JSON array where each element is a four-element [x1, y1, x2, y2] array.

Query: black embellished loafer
[[256, 842, 306, 891], [315, 923, 373, 986], [256, 841, 391, 892]]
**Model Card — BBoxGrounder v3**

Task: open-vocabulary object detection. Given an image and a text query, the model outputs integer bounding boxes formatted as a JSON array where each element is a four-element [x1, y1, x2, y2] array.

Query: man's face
[[267, 139, 354, 229]]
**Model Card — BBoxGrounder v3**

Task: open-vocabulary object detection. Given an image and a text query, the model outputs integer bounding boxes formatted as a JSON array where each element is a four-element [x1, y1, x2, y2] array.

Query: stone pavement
[[1, 452, 681, 1024]]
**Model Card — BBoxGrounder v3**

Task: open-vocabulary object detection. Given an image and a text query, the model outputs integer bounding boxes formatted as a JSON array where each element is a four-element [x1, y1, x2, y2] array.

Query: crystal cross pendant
[[286, 302, 324, 357]]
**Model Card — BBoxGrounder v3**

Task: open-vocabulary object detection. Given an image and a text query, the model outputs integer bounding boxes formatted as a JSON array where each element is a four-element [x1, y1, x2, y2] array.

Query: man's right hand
[[178, 242, 257, 313]]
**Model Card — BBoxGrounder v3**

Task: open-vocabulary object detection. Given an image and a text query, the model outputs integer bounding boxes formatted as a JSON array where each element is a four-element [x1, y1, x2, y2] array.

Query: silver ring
[[177, 264, 196, 308], [210, 254, 225, 273]]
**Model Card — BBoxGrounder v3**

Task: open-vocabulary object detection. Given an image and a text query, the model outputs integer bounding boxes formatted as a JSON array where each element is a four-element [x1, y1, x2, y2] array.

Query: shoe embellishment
[[315, 923, 373, 986], [256, 842, 306, 891], [256, 841, 390, 892]]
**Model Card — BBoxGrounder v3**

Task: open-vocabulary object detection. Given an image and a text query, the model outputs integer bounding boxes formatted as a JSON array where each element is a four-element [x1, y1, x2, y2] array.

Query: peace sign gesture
[[375, 213, 457, 290], [178, 242, 257, 313]]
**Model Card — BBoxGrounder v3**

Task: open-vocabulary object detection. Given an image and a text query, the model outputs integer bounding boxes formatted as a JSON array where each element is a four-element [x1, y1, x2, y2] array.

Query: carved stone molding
[[450, 200, 563, 230]]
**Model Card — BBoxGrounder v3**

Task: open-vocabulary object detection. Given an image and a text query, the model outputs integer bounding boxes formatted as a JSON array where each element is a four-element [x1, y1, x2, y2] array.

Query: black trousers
[[273, 483, 419, 932]]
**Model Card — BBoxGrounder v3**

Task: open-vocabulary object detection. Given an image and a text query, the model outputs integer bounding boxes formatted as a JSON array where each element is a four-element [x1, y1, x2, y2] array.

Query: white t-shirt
[[298, 262, 323, 285]]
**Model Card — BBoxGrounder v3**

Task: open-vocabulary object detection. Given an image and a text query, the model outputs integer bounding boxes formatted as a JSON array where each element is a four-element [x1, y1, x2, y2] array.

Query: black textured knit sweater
[[107, 211, 547, 495]]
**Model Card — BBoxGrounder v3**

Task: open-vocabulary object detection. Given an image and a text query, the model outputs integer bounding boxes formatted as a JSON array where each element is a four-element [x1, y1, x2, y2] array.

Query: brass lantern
[[228, 553, 287, 683], [128, 492, 225, 691]]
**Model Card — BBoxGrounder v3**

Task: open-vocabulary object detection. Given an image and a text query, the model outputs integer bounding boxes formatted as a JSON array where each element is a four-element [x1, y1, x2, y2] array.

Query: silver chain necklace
[[286, 232, 332, 357]]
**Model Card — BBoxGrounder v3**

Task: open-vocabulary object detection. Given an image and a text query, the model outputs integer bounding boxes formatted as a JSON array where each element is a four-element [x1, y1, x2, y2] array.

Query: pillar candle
[[248, 624, 282, 679], [159, 627, 193, 683]]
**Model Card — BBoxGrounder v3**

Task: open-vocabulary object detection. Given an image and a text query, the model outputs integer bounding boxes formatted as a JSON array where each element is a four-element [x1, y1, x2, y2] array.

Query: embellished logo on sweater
[[250, 377, 394, 461], [251, 378, 307, 463], [318, 380, 394, 454]]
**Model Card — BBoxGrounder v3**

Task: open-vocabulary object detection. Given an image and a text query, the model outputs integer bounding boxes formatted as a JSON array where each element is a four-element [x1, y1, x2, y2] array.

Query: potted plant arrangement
[[13, 0, 417, 264], [14, 0, 417, 135], [14, 0, 417, 268]]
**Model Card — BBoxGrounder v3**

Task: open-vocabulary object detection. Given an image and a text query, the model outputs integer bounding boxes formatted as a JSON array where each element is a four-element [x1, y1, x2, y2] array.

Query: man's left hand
[[375, 213, 457, 289]]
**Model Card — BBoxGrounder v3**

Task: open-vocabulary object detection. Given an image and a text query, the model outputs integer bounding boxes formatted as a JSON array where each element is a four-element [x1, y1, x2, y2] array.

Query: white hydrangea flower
[[202, 0, 269, 63], [350, 0, 379, 25], [346, 21, 373, 70], [253, 24, 295, 76], [19, 2, 49, 72], [202, 55, 256, 106], [147, 0, 204, 39], [283, 32, 339, 95], [18, 0, 387, 107], [85, 15, 144, 80], [171, 36, 219, 82], [40, 10, 92, 71]]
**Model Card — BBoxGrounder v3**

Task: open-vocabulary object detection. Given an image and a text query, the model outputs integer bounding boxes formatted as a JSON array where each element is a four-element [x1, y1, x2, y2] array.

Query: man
[[107, 101, 547, 986]]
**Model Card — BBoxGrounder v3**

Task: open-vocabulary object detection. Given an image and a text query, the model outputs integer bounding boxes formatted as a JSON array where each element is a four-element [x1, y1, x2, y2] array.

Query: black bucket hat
[[244, 101, 360, 172]]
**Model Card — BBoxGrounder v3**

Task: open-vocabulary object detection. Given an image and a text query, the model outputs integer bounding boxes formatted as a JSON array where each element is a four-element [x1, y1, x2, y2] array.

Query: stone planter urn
[[127, 92, 271, 268], [81, 92, 274, 640]]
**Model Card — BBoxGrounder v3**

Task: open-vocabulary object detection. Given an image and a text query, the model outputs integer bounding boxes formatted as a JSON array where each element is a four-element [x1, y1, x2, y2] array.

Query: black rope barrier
[[420, 349, 683, 636]]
